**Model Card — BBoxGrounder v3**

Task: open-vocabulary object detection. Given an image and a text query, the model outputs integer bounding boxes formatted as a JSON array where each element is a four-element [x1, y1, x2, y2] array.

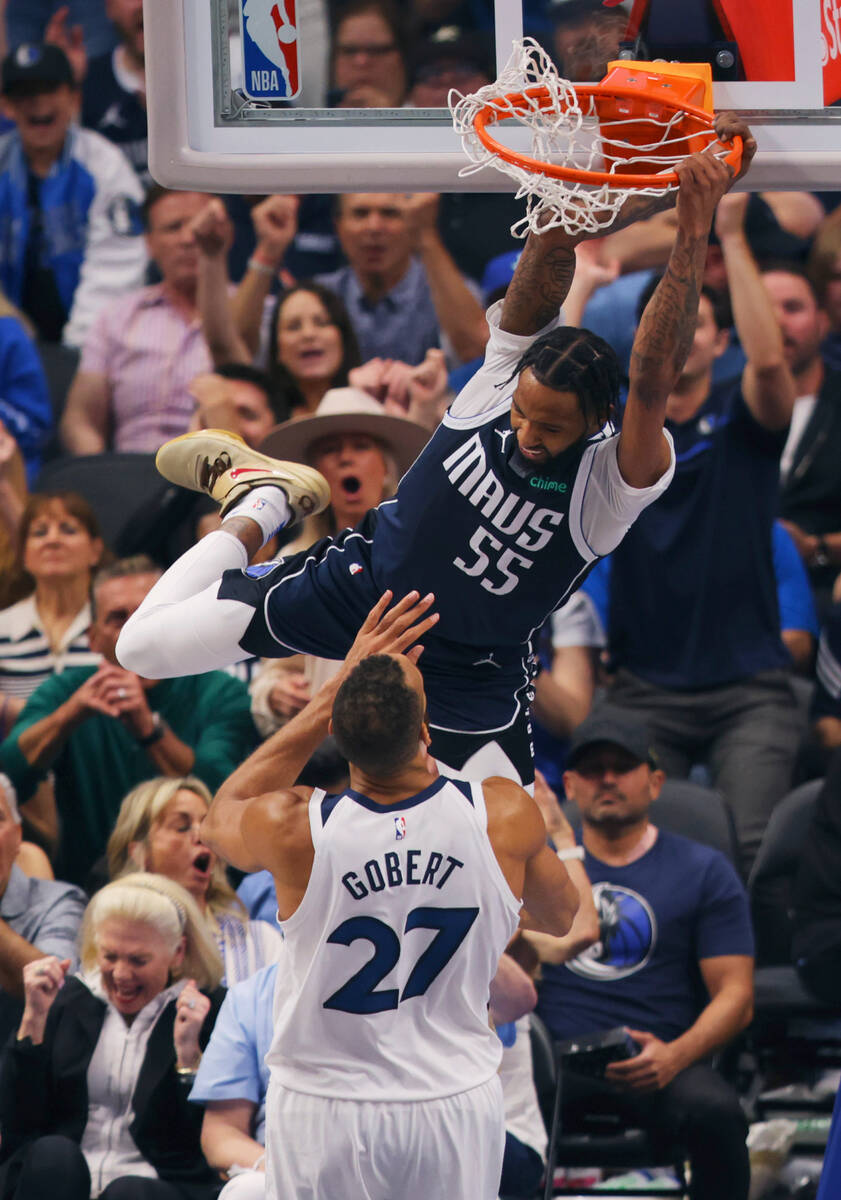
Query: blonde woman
[[0, 873, 224, 1200], [108, 777, 283, 985]]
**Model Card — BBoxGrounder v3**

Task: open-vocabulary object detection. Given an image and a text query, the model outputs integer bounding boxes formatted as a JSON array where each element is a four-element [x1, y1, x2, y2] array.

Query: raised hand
[[714, 191, 750, 241], [19, 956, 71, 1041], [189, 372, 238, 430], [401, 193, 441, 248], [190, 198, 233, 259], [44, 5, 87, 83], [343, 590, 439, 672], [251, 195, 299, 269], [174, 979, 211, 1070], [405, 348, 449, 429], [713, 112, 757, 184], [674, 150, 735, 239], [574, 239, 620, 292], [533, 768, 575, 845]]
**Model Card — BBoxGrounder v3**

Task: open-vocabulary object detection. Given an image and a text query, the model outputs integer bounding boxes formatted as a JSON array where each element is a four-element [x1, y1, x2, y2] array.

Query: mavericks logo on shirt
[[567, 883, 657, 981]]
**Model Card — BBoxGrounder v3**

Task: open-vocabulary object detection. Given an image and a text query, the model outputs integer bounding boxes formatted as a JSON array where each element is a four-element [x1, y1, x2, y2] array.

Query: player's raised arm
[[499, 223, 579, 336], [200, 591, 438, 865], [618, 119, 754, 489]]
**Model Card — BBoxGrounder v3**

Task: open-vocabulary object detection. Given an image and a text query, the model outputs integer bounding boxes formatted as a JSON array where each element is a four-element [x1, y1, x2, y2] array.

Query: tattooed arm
[[499, 226, 578, 336], [617, 152, 738, 489]]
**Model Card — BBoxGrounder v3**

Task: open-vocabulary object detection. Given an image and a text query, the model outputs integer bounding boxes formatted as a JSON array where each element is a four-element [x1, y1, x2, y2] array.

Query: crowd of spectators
[[0, 1, 839, 1198]]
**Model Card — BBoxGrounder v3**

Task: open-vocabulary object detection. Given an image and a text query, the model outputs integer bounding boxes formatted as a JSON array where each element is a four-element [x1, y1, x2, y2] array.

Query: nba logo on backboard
[[240, 0, 301, 100], [394, 816, 406, 841]]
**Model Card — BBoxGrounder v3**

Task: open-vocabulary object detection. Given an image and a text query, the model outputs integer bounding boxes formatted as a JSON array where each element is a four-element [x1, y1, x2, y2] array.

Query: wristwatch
[[137, 712, 167, 748]]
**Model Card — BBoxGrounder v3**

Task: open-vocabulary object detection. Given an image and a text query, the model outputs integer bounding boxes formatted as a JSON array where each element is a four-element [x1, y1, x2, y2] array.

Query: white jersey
[[266, 775, 521, 1102]]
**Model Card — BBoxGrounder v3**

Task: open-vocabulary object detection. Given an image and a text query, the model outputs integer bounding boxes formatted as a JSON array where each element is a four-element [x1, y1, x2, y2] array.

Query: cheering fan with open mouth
[[106, 775, 284, 985]]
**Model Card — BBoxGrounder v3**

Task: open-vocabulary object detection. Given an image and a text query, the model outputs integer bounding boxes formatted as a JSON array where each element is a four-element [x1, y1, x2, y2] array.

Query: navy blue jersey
[[82, 52, 149, 186], [219, 305, 675, 737], [536, 829, 754, 1044], [607, 378, 789, 689], [372, 394, 601, 650]]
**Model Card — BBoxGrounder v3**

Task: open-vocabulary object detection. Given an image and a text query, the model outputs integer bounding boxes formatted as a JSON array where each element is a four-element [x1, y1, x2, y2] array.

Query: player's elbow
[[542, 890, 579, 939]]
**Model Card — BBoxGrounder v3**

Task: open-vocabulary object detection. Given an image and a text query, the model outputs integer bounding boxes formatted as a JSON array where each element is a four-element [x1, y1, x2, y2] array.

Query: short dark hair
[[635, 276, 731, 331], [267, 282, 361, 421], [332, 0, 409, 63], [141, 185, 214, 231], [213, 362, 287, 423], [90, 555, 160, 619], [332, 655, 423, 776], [759, 258, 822, 305], [17, 491, 103, 566], [513, 326, 622, 429]]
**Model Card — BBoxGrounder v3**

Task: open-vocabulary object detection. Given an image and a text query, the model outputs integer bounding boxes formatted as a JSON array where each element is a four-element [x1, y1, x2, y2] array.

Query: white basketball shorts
[[264, 1074, 505, 1200]]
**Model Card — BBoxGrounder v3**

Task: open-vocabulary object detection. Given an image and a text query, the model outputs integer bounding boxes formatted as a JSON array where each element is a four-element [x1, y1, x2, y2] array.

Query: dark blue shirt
[[536, 829, 754, 1044], [82, 51, 149, 187], [607, 379, 789, 688], [315, 259, 441, 366]]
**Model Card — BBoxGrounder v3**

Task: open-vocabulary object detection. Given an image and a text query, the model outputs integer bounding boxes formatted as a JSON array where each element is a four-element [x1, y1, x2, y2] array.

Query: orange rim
[[471, 83, 743, 188]]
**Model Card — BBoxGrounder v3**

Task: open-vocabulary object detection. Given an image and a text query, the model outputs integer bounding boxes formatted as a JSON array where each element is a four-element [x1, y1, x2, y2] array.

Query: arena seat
[[35, 453, 166, 552]]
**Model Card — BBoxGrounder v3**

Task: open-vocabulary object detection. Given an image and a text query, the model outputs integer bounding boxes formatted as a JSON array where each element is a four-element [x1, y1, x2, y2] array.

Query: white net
[[450, 38, 722, 238]]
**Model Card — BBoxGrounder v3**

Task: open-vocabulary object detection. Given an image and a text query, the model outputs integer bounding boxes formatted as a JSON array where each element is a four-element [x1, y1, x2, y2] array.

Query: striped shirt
[[0, 595, 101, 701], [79, 283, 212, 452]]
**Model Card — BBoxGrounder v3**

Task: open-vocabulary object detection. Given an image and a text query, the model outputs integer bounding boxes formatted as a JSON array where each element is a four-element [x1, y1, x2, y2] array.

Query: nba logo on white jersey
[[240, 0, 301, 100], [394, 815, 406, 840]]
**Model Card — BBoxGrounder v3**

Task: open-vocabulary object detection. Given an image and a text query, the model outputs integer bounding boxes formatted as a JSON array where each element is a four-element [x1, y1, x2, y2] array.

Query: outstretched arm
[[716, 192, 795, 430], [200, 591, 439, 866], [499, 225, 578, 336], [619, 116, 756, 489]]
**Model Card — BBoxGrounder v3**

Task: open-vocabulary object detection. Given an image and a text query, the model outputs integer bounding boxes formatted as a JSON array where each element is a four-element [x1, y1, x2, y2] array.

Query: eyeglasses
[[335, 42, 398, 59]]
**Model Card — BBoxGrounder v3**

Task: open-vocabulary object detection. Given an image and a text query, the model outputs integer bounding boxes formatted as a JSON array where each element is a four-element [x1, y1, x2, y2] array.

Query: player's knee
[[116, 613, 166, 676]]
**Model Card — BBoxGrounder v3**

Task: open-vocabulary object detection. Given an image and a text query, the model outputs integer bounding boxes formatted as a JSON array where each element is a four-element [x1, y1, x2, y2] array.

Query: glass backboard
[[144, 0, 841, 193]]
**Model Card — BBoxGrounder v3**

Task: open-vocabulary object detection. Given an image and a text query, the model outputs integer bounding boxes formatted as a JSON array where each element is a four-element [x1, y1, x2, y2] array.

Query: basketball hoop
[[450, 39, 743, 238]]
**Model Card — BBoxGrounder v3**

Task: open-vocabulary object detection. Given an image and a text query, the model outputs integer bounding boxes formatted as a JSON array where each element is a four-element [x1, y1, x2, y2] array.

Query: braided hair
[[511, 326, 622, 431]]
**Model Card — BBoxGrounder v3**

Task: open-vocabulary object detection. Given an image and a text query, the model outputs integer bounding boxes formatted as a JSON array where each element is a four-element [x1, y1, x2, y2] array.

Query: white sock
[[221, 485, 292, 548]]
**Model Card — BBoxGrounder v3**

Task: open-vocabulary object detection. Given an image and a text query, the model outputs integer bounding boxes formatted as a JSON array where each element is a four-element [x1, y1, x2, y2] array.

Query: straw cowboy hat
[[259, 388, 430, 478]]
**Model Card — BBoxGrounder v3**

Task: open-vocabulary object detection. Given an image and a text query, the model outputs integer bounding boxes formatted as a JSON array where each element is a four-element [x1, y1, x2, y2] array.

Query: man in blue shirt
[[596, 190, 799, 876], [532, 713, 754, 1200]]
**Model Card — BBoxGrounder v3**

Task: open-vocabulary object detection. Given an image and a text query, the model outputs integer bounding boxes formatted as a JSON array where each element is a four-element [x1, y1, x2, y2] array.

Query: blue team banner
[[240, 0, 301, 100]]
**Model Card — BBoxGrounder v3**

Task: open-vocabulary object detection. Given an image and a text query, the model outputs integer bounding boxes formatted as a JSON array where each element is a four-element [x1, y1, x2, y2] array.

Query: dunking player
[[117, 116, 754, 787], [198, 590, 580, 1200]]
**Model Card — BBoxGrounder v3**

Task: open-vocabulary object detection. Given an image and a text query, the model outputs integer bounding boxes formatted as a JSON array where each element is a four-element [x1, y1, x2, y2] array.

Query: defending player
[[117, 117, 755, 787], [198, 590, 580, 1200]]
